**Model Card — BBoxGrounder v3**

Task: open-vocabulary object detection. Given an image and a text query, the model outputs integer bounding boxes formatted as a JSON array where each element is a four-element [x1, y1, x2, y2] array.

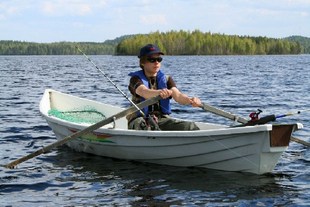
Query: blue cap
[[138, 44, 164, 58]]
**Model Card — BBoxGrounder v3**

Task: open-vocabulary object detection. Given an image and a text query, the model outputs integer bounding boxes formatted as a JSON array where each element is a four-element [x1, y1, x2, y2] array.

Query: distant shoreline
[[1, 32, 309, 55]]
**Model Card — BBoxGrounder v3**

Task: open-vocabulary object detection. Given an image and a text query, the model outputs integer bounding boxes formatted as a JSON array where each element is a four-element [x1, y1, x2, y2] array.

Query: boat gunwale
[[40, 89, 302, 138], [41, 111, 274, 138]]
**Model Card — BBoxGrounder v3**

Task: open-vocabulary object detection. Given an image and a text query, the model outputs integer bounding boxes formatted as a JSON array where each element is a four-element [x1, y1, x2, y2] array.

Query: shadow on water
[[39, 147, 290, 206]]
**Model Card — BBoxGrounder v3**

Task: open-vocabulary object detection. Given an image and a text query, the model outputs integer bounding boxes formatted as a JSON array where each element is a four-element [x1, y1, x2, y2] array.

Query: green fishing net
[[48, 106, 106, 124]]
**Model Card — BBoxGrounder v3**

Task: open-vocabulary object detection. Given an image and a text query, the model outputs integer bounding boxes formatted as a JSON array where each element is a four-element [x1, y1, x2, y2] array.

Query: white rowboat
[[39, 89, 303, 174]]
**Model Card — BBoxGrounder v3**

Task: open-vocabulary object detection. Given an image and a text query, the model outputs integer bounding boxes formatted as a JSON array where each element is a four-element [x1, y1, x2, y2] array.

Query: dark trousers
[[128, 115, 199, 131]]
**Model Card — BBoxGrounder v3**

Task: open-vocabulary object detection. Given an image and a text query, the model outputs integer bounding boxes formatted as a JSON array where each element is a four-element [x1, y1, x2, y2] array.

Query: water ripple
[[0, 55, 309, 206]]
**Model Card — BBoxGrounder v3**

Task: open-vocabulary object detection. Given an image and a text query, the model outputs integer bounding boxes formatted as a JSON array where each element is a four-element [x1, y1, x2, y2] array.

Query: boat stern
[[257, 123, 303, 174], [270, 123, 303, 147]]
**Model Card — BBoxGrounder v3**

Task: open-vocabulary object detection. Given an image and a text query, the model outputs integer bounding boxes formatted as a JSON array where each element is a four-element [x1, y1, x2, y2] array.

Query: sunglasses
[[147, 57, 163, 63]]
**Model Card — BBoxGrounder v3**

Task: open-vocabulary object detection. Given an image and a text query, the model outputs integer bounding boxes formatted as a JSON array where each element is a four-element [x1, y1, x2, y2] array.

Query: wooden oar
[[291, 136, 310, 147], [3, 95, 161, 169], [201, 103, 309, 147], [200, 103, 248, 123]]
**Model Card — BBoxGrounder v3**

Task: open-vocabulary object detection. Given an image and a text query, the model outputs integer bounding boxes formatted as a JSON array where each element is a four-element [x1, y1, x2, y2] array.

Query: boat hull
[[40, 89, 302, 174]]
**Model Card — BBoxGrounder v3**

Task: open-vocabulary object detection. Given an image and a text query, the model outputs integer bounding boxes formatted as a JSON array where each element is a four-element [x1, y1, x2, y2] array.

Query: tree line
[[0, 41, 115, 55], [116, 30, 303, 55], [0, 30, 306, 55], [286, 35, 310, 53]]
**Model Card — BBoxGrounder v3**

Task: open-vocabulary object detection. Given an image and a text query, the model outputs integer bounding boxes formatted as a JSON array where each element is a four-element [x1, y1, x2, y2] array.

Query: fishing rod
[[242, 109, 310, 147], [202, 104, 309, 126], [201, 104, 309, 146], [237, 109, 310, 126], [76, 46, 160, 130], [275, 109, 310, 119]]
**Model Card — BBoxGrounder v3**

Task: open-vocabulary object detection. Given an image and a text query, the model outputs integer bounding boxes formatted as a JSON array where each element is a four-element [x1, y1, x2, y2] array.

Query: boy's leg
[[128, 117, 148, 130], [158, 116, 199, 131]]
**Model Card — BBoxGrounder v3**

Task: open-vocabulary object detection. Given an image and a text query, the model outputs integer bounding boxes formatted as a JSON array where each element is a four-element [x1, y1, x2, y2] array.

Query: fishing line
[[76, 46, 145, 117], [76, 46, 161, 130]]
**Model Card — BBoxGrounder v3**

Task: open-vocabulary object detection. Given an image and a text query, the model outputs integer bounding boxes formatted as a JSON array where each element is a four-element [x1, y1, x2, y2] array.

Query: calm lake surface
[[0, 55, 309, 206]]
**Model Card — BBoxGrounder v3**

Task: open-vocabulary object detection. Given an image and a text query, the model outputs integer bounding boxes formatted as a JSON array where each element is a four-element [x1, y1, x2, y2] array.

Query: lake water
[[0, 55, 309, 206]]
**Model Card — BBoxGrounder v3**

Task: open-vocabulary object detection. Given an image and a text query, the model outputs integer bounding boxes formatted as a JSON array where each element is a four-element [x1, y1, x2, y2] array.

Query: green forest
[[0, 30, 309, 55], [0, 41, 115, 55], [116, 30, 302, 55]]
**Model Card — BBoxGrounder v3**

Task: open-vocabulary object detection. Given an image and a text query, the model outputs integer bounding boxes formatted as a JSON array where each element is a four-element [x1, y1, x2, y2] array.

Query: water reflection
[[48, 147, 286, 206]]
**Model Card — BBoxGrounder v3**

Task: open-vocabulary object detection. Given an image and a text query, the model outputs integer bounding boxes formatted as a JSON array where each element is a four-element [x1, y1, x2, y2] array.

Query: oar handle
[[201, 103, 248, 124], [4, 95, 161, 169]]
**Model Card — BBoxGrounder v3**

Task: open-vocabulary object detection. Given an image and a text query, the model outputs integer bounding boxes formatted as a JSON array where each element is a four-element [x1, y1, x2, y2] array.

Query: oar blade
[[4, 95, 161, 169]]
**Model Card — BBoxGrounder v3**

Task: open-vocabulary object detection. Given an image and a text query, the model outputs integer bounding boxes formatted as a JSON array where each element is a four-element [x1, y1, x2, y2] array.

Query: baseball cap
[[138, 44, 164, 58]]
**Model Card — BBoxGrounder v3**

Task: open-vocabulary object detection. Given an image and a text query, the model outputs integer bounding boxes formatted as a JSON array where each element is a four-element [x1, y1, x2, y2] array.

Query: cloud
[[0, 1, 23, 20], [140, 14, 168, 25], [1, 0, 309, 42], [40, 0, 99, 16]]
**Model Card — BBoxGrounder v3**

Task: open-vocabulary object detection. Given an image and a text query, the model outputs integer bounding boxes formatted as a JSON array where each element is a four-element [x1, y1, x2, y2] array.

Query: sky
[[0, 0, 309, 43]]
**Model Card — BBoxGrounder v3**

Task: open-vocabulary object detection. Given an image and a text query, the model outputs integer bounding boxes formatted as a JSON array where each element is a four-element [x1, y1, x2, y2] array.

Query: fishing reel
[[249, 109, 262, 122]]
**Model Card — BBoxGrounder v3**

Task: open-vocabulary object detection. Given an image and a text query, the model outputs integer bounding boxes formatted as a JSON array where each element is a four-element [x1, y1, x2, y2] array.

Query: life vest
[[128, 70, 171, 117]]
